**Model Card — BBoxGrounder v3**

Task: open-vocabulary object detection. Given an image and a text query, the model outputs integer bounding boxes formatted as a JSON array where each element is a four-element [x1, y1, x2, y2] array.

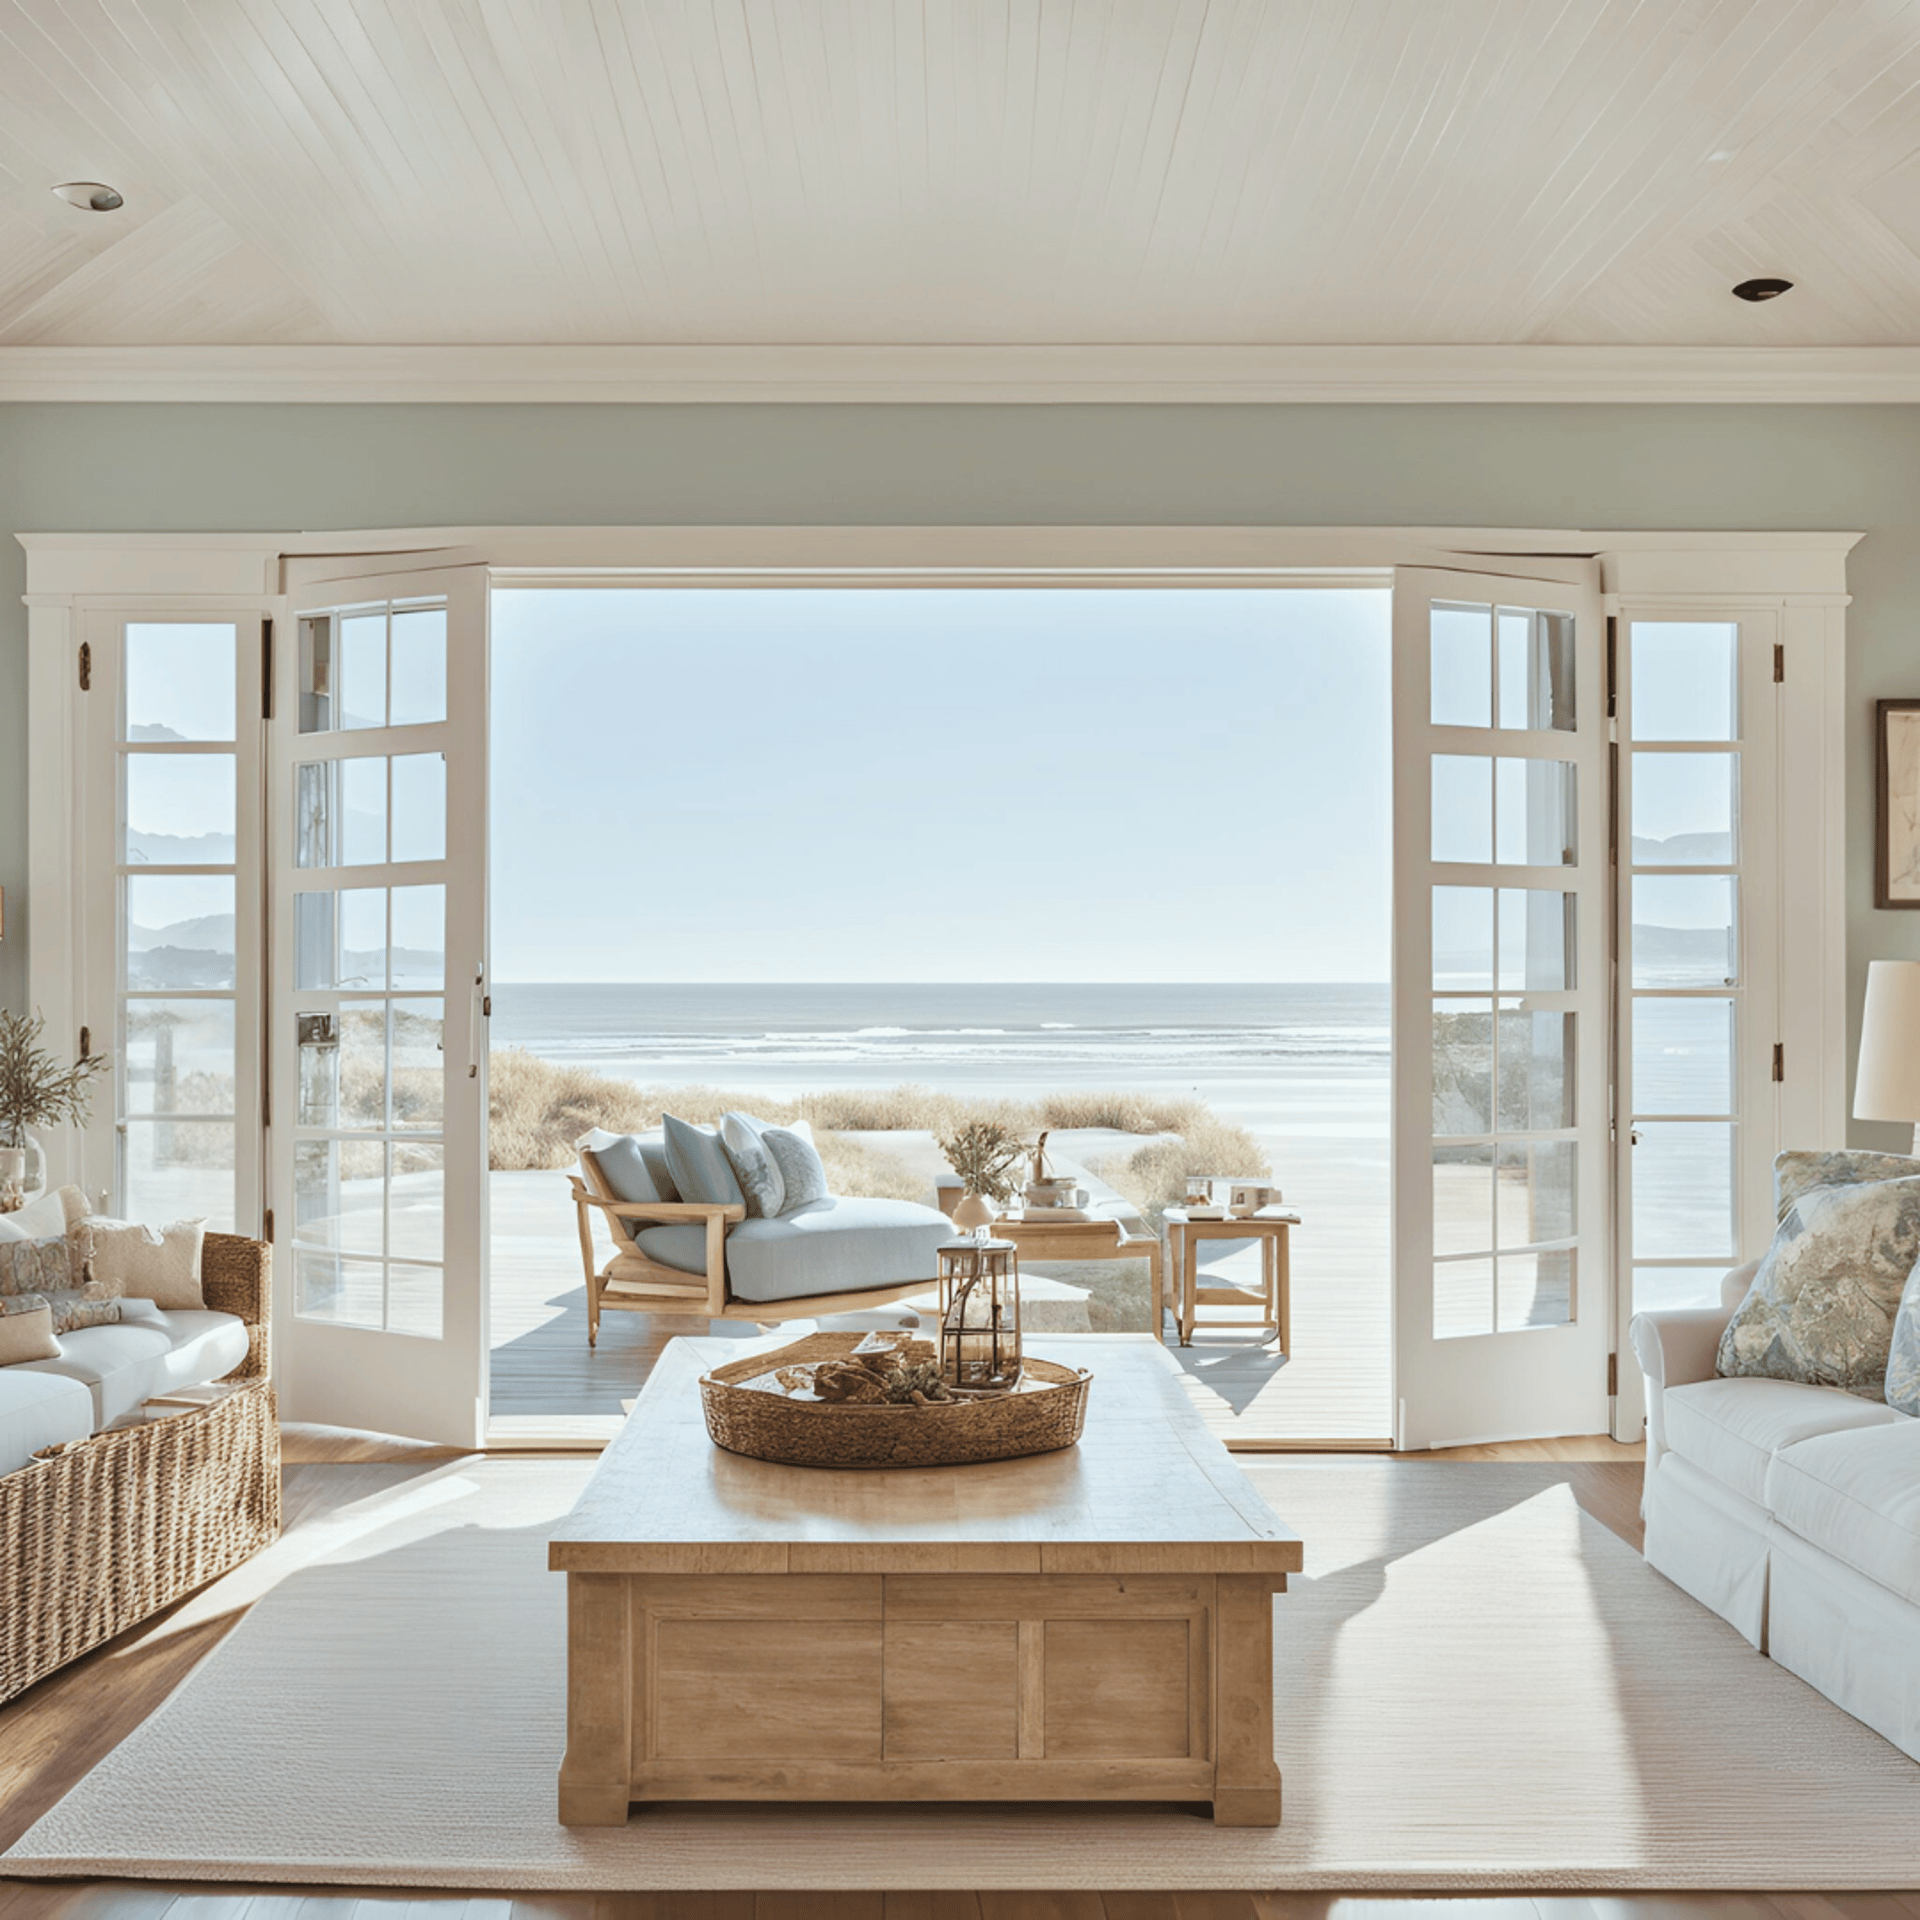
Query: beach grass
[[486, 1047, 1268, 1215]]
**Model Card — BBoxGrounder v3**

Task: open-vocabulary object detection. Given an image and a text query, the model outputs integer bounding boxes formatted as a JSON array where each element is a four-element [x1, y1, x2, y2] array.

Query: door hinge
[[482, 994, 491, 1018], [1773, 1041, 1785, 1083], [1605, 616, 1618, 719], [77, 641, 91, 692], [1773, 643, 1785, 684], [1608, 1352, 1619, 1396], [77, 1025, 91, 1060], [262, 618, 274, 720], [263, 1207, 275, 1242]]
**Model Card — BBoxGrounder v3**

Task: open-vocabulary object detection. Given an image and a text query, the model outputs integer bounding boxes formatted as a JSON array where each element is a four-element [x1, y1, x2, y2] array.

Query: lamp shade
[[1854, 960, 1920, 1124]]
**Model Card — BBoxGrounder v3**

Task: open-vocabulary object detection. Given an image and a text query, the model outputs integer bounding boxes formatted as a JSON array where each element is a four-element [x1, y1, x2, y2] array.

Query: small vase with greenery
[[938, 1119, 1029, 1232], [0, 1008, 110, 1206]]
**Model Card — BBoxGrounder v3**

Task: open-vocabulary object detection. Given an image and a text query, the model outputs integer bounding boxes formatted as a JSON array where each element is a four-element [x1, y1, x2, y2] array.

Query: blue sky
[[489, 587, 1391, 983]]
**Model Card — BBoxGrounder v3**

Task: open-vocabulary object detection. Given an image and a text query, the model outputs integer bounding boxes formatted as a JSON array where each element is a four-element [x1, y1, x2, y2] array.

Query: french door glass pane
[[1431, 604, 1492, 728], [388, 1143, 445, 1264], [1433, 757, 1493, 863], [125, 624, 236, 741], [390, 607, 448, 727], [294, 1137, 387, 1255], [1632, 753, 1736, 864], [1630, 623, 1738, 742], [386, 1262, 444, 1338], [390, 755, 447, 862], [1433, 1001, 1494, 1133], [295, 1249, 385, 1324], [1633, 1266, 1730, 1312], [1434, 887, 1495, 988], [295, 885, 445, 990], [122, 1118, 235, 1230], [1497, 1009, 1575, 1130], [1506, 1140, 1577, 1243], [1494, 758, 1576, 865], [1498, 888, 1574, 991], [126, 874, 235, 989], [1435, 1258, 1494, 1339], [122, 1000, 235, 1116], [1632, 998, 1734, 1114], [340, 613, 386, 729], [1497, 607, 1576, 732], [1632, 1121, 1736, 1260], [1632, 875, 1737, 988], [1434, 1144, 1495, 1257], [124, 755, 236, 863], [391, 886, 447, 986], [1499, 1248, 1574, 1331], [391, 1000, 446, 1129]]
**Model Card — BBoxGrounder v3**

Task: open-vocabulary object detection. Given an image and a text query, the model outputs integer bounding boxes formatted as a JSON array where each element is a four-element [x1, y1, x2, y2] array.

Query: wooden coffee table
[[988, 1213, 1167, 1337], [549, 1334, 1302, 1827]]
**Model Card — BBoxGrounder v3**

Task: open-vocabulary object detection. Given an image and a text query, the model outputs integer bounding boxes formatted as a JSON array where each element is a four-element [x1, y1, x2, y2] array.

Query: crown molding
[[3, 343, 1920, 404]]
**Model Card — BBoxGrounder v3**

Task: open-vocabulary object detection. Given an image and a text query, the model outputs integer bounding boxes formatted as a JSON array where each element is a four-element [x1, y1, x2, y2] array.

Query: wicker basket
[[700, 1333, 1092, 1470]]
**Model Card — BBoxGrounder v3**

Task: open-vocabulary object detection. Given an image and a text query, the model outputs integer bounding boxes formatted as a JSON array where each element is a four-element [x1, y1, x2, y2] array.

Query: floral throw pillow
[[719, 1113, 786, 1220], [1718, 1173, 1920, 1399], [763, 1126, 831, 1212], [43, 1283, 121, 1334], [1773, 1148, 1920, 1223], [0, 1233, 74, 1300]]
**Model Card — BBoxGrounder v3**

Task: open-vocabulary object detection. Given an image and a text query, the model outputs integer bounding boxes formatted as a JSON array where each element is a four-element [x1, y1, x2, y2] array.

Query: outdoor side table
[[1164, 1209, 1299, 1350]]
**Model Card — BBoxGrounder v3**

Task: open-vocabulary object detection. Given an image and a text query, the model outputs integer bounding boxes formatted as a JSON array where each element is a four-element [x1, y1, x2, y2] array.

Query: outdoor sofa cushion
[[1661, 1376, 1903, 1507], [0, 1367, 93, 1477], [580, 1128, 679, 1246], [1765, 1416, 1920, 1607], [11, 1307, 250, 1429], [635, 1195, 953, 1304]]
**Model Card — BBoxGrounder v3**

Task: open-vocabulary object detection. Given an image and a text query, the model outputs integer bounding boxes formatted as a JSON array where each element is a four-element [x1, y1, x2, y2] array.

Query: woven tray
[[699, 1333, 1092, 1471]]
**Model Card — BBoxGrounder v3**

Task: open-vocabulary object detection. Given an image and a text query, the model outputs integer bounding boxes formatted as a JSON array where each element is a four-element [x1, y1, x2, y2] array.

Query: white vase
[[0, 1146, 24, 1210], [20, 1132, 45, 1199], [951, 1189, 996, 1232]]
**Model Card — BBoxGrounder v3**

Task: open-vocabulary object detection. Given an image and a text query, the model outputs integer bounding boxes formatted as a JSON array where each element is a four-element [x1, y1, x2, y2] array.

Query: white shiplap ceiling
[[5, 0, 1920, 358]]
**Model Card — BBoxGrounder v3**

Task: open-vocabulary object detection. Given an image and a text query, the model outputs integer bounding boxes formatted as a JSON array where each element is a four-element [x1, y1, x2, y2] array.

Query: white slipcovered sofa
[[1633, 1260, 1920, 1764]]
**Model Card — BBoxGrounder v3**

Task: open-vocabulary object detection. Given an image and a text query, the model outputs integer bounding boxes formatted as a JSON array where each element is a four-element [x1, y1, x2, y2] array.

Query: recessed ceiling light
[[52, 181, 124, 212], [1732, 277, 1793, 302]]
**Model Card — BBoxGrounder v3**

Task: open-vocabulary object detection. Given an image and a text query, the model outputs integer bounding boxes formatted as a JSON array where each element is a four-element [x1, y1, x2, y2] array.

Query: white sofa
[[1633, 1263, 1920, 1764]]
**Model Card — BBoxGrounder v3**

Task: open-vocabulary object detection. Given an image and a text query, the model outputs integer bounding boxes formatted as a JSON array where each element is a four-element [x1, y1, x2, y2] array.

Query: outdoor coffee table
[[549, 1333, 1302, 1826], [1165, 1209, 1299, 1350], [989, 1212, 1167, 1338]]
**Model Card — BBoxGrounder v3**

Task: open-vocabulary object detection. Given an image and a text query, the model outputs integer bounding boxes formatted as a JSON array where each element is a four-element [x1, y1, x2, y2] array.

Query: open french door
[[268, 564, 490, 1446], [1392, 564, 1611, 1449]]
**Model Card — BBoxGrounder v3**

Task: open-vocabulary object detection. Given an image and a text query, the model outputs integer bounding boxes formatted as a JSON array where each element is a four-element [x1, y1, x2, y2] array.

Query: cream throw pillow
[[0, 1295, 60, 1364], [85, 1217, 209, 1310]]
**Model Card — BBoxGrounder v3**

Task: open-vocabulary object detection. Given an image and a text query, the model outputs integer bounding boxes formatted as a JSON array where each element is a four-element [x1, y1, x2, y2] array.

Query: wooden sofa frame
[[0, 1231, 282, 1703], [568, 1159, 937, 1343]]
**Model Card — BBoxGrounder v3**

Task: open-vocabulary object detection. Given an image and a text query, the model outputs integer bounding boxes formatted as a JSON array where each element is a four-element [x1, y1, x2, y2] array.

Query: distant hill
[[127, 912, 235, 952], [126, 830, 238, 865], [1630, 833, 1734, 864]]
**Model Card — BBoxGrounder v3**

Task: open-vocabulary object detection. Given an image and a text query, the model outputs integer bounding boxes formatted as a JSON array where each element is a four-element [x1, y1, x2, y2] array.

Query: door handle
[[467, 968, 484, 1080]]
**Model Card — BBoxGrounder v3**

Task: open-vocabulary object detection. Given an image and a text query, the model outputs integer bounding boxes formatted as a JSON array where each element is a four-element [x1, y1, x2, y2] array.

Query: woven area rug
[[8, 1458, 1920, 1891]]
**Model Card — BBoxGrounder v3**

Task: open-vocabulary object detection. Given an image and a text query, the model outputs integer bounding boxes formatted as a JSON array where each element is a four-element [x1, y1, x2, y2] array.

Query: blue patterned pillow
[[1774, 1148, 1920, 1223], [763, 1126, 830, 1212], [720, 1113, 786, 1219], [661, 1114, 745, 1208], [1719, 1174, 1920, 1399], [1887, 1263, 1920, 1417]]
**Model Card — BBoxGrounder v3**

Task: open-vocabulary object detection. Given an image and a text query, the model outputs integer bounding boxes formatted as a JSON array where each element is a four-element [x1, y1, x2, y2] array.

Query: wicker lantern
[[936, 1236, 1023, 1394]]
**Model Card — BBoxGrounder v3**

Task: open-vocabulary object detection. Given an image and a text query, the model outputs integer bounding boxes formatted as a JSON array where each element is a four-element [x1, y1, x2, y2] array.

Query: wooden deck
[[488, 1162, 1393, 1447]]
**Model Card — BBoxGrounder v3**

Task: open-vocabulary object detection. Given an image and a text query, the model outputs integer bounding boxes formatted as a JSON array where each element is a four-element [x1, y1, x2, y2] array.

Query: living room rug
[[7, 1459, 1920, 1891]]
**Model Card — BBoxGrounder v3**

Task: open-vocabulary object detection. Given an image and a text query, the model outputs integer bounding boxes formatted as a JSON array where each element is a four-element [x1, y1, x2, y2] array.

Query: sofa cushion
[[1773, 1147, 1920, 1222], [636, 1196, 952, 1304], [1663, 1376, 1903, 1507], [581, 1129, 678, 1245], [13, 1308, 249, 1429], [662, 1114, 745, 1209], [1765, 1417, 1920, 1607], [0, 1296, 59, 1365], [1717, 1173, 1920, 1398], [720, 1113, 785, 1219], [0, 1367, 93, 1477]]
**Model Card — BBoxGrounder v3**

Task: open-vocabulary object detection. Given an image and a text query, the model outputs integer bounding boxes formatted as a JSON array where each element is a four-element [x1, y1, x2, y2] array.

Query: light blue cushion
[[635, 1196, 952, 1304], [720, 1112, 785, 1219], [580, 1129, 678, 1247], [763, 1126, 829, 1212], [661, 1114, 745, 1208]]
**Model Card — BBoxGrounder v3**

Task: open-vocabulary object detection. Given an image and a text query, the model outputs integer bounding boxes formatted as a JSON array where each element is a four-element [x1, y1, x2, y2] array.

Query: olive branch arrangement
[[0, 1009, 110, 1150], [936, 1118, 1030, 1203]]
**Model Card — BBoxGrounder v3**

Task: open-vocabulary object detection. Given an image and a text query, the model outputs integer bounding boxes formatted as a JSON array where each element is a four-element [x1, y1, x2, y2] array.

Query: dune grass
[[488, 1047, 1269, 1217]]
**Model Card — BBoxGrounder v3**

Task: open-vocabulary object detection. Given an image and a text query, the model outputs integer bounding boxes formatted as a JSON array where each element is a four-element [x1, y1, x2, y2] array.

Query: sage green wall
[[3, 402, 1916, 1144]]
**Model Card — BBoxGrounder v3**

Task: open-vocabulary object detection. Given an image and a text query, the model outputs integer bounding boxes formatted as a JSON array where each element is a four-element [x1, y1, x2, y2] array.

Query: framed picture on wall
[[1877, 699, 1920, 908]]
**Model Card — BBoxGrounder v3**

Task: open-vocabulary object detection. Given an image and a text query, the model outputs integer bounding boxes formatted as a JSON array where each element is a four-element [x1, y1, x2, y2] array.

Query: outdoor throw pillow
[[1888, 1261, 1920, 1419], [1718, 1173, 1920, 1399], [661, 1114, 746, 1209], [1773, 1148, 1920, 1223], [84, 1217, 208, 1311], [720, 1113, 786, 1219], [0, 1232, 73, 1300], [763, 1126, 830, 1212], [0, 1294, 60, 1365], [586, 1130, 677, 1204]]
